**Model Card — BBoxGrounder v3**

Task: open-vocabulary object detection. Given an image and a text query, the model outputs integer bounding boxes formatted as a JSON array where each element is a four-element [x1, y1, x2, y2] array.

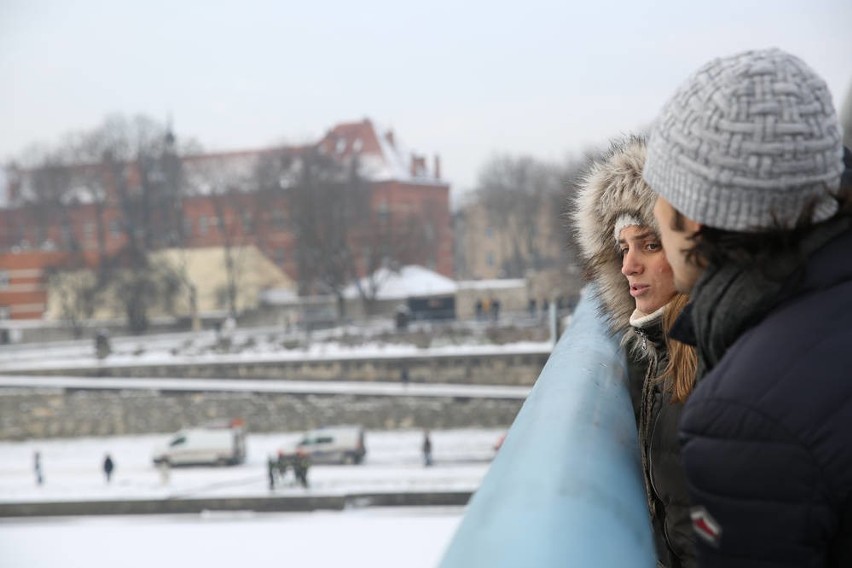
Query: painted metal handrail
[[440, 290, 656, 567]]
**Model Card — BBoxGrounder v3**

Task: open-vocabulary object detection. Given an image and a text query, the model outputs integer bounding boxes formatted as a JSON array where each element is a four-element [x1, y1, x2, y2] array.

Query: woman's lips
[[630, 284, 649, 297]]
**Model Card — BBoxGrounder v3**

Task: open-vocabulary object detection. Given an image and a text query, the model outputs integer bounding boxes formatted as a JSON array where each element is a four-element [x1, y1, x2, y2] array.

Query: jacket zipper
[[647, 406, 678, 560]]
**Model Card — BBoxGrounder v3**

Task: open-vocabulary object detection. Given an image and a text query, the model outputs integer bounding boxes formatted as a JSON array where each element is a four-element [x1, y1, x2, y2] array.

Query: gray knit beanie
[[644, 48, 845, 231]]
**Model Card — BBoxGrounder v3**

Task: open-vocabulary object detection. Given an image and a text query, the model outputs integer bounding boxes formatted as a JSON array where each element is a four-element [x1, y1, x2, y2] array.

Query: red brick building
[[0, 251, 69, 320], [0, 119, 452, 318]]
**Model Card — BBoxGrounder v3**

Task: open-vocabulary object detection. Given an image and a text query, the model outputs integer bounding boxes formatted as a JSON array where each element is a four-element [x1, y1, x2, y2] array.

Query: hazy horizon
[[2, 0, 851, 198]]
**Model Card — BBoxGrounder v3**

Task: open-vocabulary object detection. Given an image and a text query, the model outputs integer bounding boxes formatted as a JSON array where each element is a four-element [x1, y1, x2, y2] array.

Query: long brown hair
[[658, 293, 697, 404]]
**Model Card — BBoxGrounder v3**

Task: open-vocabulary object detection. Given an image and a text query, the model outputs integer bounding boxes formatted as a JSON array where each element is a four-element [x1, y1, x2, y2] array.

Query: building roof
[[2, 119, 447, 207], [319, 119, 444, 185], [344, 265, 457, 301]]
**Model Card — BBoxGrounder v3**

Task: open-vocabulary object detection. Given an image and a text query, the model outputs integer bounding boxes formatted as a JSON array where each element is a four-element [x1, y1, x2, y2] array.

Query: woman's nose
[[621, 249, 643, 276]]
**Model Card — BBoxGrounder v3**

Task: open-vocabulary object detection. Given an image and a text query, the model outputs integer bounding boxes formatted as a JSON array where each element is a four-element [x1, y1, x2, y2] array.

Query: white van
[[281, 426, 366, 465], [153, 419, 247, 467]]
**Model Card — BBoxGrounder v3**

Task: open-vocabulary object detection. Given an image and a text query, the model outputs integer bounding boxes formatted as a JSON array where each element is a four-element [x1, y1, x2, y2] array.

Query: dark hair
[[680, 184, 852, 281]]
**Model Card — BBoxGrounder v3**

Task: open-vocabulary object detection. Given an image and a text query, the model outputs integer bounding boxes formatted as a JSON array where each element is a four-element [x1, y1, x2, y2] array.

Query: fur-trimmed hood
[[570, 136, 660, 344]]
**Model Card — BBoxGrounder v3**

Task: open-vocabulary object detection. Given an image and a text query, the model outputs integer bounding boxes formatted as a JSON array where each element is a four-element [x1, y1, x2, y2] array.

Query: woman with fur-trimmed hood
[[571, 136, 697, 568]]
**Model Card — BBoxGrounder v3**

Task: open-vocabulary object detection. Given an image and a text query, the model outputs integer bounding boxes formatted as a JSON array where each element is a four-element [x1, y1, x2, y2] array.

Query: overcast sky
[[2, 0, 851, 199]]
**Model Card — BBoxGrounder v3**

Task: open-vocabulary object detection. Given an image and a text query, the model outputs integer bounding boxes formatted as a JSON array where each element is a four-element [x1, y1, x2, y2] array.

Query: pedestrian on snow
[[293, 449, 310, 489], [490, 297, 501, 322], [94, 329, 111, 359], [267, 455, 278, 490], [643, 48, 852, 565], [422, 429, 433, 467], [158, 459, 170, 486], [34, 451, 43, 486], [475, 298, 484, 321], [103, 454, 115, 484], [572, 135, 698, 567]]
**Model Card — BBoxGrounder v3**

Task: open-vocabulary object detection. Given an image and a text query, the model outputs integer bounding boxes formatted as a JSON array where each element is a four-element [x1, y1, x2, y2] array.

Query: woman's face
[[618, 225, 677, 314]]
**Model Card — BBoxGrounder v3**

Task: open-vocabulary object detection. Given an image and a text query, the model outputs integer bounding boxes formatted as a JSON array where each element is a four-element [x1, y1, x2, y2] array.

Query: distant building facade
[[0, 119, 452, 319], [454, 197, 583, 306]]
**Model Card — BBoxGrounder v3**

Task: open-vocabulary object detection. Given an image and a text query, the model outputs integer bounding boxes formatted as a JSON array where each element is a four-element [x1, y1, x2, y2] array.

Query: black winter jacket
[[629, 317, 696, 568], [677, 227, 852, 566]]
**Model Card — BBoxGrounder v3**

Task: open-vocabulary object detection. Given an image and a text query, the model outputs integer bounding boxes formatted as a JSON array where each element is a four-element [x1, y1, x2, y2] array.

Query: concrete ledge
[[0, 491, 472, 518]]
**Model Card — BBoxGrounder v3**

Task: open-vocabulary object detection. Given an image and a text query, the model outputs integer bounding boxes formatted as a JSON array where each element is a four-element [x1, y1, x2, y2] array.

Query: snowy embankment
[[0, 316, 552, 373], [0, 339, 551, 373]]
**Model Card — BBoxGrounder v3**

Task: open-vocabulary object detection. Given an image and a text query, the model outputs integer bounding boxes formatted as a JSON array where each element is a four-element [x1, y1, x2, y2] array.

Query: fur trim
[[570, 136, 659, 343]]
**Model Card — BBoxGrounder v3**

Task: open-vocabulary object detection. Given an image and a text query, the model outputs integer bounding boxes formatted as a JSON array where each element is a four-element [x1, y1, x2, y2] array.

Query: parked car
[[152, 419, 247, 467], [280, 426, 367, 465]]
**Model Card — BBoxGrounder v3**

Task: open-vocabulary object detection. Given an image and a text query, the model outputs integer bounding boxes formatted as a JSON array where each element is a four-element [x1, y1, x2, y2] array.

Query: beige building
[[454, 199, 583, 305], [454, 200, 566, 280], [45, 245, 295, 323]]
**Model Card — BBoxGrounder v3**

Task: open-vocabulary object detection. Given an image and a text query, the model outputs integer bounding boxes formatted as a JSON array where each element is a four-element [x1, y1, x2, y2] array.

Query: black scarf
[[681, 216, 852, 380]]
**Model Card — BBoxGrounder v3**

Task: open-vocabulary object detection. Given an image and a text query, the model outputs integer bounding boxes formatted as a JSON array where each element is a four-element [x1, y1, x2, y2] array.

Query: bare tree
[[287, 149, 370, 320], [184, 155, 259, 318], [81, 115, 193, 332], [348, 203, 440, 314], [475, 155, 564, 277]]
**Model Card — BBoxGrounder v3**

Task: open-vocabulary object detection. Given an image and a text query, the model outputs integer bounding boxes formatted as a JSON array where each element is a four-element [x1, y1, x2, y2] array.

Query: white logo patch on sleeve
[[690, 506, 722, 547]]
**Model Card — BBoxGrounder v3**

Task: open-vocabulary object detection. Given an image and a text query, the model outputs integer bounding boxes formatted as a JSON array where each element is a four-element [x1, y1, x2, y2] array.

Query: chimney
[[385, 130, 395, 147], [411, 154, 426, 177], [433, 154, 441, 180]]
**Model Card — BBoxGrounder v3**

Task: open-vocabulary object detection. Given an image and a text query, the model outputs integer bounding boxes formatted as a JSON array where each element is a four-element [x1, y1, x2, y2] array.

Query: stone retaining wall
[[1, 387, 523, 440]]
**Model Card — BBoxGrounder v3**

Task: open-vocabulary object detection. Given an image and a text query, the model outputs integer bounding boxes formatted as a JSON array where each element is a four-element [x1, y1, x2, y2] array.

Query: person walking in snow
[[103, 453, 115, 484], [34, 451, 43, 486], [422, 429, 433, 467]]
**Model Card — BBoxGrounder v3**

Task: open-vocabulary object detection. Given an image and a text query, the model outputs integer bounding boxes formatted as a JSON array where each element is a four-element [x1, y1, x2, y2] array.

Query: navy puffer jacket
[[678, 227, 852, 566]]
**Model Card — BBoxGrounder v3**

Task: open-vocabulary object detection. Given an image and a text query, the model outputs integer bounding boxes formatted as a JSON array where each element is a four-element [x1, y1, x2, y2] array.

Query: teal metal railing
[[440, 290, 656, 567]]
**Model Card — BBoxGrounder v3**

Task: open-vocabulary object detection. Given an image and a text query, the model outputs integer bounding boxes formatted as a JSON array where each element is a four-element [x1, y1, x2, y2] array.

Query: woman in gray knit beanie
[[572, 136, 697, 568]]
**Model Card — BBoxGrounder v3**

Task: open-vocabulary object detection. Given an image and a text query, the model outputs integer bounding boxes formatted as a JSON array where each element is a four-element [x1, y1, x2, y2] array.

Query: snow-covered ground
[[0, 507, 464, 568], [0, 428, 502, 502], [0, 429, 495, 567]]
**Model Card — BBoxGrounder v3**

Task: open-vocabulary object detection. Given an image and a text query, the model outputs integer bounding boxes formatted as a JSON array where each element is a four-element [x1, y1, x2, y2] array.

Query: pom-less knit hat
[[644, 48, 845, 232]]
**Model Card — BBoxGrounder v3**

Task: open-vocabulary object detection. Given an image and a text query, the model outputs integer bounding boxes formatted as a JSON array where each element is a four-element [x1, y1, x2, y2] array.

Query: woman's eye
[[619, 247, 629, 256], [646, 242, 661, 251]]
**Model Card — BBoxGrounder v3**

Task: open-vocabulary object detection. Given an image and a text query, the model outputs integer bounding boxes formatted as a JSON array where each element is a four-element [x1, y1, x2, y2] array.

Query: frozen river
[[0, 428, 500, 502], [0, 428, 499, 567]]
